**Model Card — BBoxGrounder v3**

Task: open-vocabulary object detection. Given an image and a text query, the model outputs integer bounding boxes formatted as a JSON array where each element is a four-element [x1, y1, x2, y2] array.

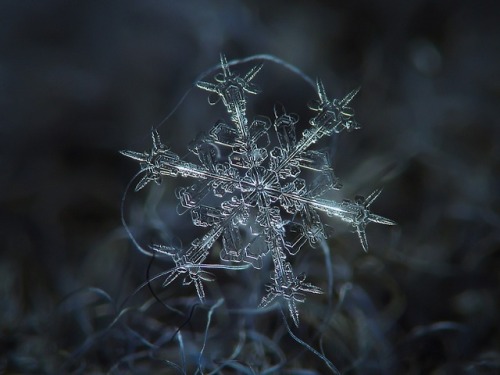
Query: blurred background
[[1, 0, 499, 373]]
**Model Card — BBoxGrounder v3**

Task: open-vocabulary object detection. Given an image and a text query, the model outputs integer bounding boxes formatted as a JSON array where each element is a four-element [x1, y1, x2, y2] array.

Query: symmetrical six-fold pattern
[[121, 55, 395, 326]]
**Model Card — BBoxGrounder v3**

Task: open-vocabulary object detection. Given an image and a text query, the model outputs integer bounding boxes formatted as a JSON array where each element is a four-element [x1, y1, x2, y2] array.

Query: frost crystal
[[121, 54, 396, 326]]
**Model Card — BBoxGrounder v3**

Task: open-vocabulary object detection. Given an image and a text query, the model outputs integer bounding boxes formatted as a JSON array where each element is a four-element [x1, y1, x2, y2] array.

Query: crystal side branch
[[121, 54, 396, 326]]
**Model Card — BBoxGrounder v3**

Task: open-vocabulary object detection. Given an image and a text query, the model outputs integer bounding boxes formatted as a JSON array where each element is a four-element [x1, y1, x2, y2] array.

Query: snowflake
[[121, 54, 396, 326]]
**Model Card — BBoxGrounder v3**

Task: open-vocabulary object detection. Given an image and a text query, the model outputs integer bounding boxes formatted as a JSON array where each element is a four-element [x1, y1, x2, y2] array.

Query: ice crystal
[[121, 54, 396, 326]]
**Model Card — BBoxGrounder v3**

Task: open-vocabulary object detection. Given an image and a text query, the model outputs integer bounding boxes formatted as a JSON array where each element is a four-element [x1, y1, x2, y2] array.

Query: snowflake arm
[[151, 227, 221, 302], [120, 130, 173, 191], [269, 83, 360, 180], [150, 197, 250, 302], [196, 54, 263, 100], [308, 79, 360, 134], [259, 259, 323, 327], [253, 206, 323, 326], [122, 131, 248, 197], [196, 53, 263, 139], [302, 188, 397, 252]]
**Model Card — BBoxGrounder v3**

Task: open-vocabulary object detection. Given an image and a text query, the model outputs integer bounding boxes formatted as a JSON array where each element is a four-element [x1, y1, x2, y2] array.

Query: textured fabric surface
[[1, 1, 499, 373]]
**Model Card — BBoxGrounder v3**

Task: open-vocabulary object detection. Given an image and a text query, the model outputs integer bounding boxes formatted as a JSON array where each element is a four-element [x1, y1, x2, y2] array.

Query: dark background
[[1, 0, 499, 373]]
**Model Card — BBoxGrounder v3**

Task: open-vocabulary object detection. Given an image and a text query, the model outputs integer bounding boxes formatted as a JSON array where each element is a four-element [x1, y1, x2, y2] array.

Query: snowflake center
[[256, 183, 265, 192]]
